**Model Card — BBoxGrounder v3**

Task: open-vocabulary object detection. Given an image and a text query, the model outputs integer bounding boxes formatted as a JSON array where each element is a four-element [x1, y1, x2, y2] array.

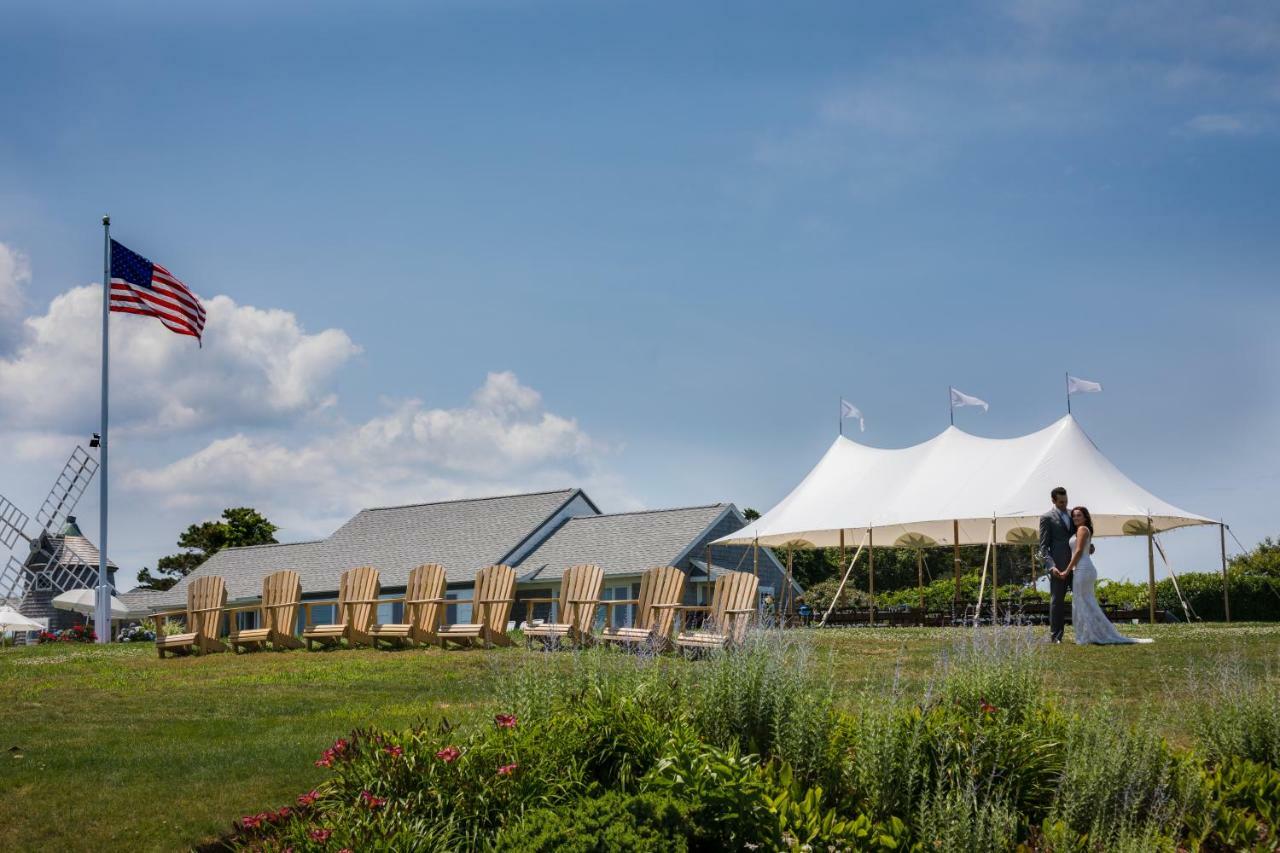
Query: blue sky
[[1, 0, 1277, 586]]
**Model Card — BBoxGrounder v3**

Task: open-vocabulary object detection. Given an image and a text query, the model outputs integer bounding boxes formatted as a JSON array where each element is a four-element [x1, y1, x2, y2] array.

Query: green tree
[[135, 507, 278, 590], [742, 507, 761, 522], [1229, 536, 1280, 579]]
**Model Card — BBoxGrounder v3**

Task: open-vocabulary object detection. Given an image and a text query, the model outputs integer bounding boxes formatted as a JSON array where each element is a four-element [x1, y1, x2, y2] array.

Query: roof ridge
[[564, 503, 727, 520], [358, 488, 577, 513], [217, 539, 326, 553]]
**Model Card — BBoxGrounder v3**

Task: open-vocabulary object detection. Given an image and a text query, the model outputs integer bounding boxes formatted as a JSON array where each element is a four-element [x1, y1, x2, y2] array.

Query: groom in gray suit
[[1040, 486, 1078, 643]]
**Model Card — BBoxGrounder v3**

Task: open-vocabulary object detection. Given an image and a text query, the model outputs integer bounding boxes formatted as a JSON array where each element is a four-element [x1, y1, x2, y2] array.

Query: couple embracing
[[1040, 486, 1153, 646]]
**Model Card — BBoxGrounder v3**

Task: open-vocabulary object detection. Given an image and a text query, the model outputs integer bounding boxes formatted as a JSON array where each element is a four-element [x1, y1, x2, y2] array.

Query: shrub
[[493, 791, 693, 852], [1190, 661, 1280, 768], [37, 623, 96, 643]]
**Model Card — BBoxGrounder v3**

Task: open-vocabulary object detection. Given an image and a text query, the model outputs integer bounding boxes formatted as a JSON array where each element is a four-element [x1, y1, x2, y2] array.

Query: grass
[[2, 622, 1277, 850]]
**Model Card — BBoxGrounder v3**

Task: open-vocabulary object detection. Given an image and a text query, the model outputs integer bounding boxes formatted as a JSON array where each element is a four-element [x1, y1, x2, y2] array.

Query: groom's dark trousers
[[1040, 509, 1074, 642]]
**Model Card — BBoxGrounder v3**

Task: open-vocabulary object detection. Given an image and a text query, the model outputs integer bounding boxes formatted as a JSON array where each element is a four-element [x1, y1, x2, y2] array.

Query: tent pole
[[917, 548, 924, 611], [753, 538, 759, 579], [990, 516, 998, 623], [868, 527, 876, 626], [1219, 522, 1231, 623], [778, 545, 788, 625], [1146, 517, 1156, 625], [839, 529, 845, 577], [952, 520, 961, 611]]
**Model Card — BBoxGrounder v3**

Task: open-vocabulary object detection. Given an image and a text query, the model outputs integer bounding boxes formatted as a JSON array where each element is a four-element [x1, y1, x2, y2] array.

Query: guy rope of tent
[[818, 529, 869, 628], [1152, 535, 1196, 622]]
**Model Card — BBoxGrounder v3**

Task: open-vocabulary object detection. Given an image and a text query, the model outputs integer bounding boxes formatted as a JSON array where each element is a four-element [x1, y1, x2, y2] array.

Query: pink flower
[[314, 757, 332, 768], [332, 738, 349, 753], [436, 745, 461, 764], [495, 713, 518, 729], [339, 848, 353, 853], [310, 828, 333, 842], [360, 790, 385, 809], [383, 745, 403, 758], [297, 790, 319, 807], [979, 698, 999, 714], [497, 762, 518, 777], [240, 814, 261, 830], [276, 807, 291, 820]]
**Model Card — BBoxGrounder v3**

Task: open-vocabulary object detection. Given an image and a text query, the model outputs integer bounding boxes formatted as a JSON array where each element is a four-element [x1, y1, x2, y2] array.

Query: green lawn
[[2, 623, 1277, 851]]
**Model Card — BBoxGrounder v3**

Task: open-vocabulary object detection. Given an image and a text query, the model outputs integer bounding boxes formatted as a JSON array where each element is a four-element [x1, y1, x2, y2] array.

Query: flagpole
[[838, 398, 842, 437], [1065, 372, 1071, 415], [96, 216, 111, 644], [948, 386, 954, 426]]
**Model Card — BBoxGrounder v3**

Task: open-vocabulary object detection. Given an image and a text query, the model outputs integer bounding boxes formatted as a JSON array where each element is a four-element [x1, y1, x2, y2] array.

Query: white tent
[[716, 415, 1213, 548]]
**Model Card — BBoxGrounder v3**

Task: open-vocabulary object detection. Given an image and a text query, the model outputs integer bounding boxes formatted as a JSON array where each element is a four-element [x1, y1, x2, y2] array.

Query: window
[[34, 573, 53, 591], [598, 585, 634, 629]]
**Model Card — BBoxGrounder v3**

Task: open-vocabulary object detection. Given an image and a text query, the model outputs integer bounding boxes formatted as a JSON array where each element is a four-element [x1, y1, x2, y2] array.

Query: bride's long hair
[[1071, 505, 1095, 536]]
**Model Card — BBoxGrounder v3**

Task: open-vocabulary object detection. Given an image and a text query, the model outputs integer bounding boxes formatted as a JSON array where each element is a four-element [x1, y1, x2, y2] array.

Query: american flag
[[109, 239, 206, 342]]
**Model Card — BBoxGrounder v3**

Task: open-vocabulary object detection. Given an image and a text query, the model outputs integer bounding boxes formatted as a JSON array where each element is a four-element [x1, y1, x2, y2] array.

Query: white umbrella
[[51, 588, 130, 620], [0, 606, 44, 632]]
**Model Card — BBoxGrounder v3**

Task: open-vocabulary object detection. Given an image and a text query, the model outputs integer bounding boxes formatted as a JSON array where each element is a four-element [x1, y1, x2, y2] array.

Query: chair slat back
[[340, 566, 380, 630], [474, 564, 515, 631], [188, 575, 227, 640], [405, 564, 446, 633], [559, 564, 603, 632], [639, 566, 685, 637], [262, 570, 301, 635], [710, 571, 758, 641]]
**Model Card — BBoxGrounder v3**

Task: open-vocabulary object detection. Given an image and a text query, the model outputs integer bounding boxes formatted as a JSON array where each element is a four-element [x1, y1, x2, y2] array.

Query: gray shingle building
[[126, 489, 791, 628]]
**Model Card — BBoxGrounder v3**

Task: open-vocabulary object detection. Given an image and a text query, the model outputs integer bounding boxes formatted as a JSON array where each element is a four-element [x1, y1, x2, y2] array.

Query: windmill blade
[[36, 446, 98, 534], [0, 553, 29, 605], [0, 492, 31, 550]]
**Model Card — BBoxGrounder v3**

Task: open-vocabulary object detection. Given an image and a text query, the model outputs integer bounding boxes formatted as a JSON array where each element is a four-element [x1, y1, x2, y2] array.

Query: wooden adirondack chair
[[600, 566, 686, 651], [522, 564, 605, 648], [674, 570, 759, 653], [228, 570, 304, 653], [302, 566, 380, 650], [369, 564, 447, 648], [437, 564, 515, 649], [155, 575, 229, 658]]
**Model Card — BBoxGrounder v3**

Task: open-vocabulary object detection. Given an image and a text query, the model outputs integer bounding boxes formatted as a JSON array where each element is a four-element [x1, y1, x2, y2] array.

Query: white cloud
[[123, 371, 609, 539], [1182, 112, 1269, 135], [0, 243, 30, 353], [0, 284, 361, 435]]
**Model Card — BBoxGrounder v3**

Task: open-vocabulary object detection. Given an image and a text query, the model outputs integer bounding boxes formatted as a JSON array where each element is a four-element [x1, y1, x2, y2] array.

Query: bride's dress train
[[1070, 535, 1154, 645]]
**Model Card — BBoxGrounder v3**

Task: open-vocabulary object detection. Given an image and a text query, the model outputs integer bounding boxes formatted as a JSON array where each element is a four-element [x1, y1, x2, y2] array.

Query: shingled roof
[[516, 504, 736, 582], [143, 489, 589, 607]]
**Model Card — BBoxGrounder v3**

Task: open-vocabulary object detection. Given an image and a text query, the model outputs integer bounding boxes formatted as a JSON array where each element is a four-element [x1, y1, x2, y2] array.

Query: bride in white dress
[[1061, 506, 1153, 645]]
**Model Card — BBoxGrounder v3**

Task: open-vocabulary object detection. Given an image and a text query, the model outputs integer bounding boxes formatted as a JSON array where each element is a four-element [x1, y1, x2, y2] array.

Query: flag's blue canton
[[109, 239, 154, 290]]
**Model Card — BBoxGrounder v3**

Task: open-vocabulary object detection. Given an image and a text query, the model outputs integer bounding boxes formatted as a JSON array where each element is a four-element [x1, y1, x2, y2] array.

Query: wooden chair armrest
[[450, 597, 474, 605], [189, 605, 225, 615], [724, 608, 755, 615], [566, 597, 601, 605], [477, 597, 514, 604], [522, 597, 555, 605], [675, 605, 711, 612], [262, 602, 300, 609], [342, 598, 383, 605], [406, 597, 448, 605], [607, 598, 640, 606], [152, 609, 186, 621], [647, 603, 681, 609]]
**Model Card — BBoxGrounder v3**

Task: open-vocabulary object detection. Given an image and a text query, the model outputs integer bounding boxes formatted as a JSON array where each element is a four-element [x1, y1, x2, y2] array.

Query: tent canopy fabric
[[716, 415, 1213, 548]]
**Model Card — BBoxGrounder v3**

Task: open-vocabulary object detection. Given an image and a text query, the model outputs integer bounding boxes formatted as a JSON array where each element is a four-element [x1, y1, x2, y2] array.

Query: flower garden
[[2, 623, 1277, 851]]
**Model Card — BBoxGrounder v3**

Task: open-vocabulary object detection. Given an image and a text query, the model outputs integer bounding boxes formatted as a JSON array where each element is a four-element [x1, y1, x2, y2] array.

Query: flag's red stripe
[[112, 273, 206, 320], [149, 271, 206, 317], [111, 282, 204, 327], [110, 304, 201, 339], [110, 288, 204, 337]]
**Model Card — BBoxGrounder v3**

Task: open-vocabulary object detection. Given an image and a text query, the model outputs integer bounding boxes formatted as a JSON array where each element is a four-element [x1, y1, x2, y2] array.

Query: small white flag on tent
[[1067, 375, 1103, 395], [840, 399, 865, 432], [950, 387, 989, 412]]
